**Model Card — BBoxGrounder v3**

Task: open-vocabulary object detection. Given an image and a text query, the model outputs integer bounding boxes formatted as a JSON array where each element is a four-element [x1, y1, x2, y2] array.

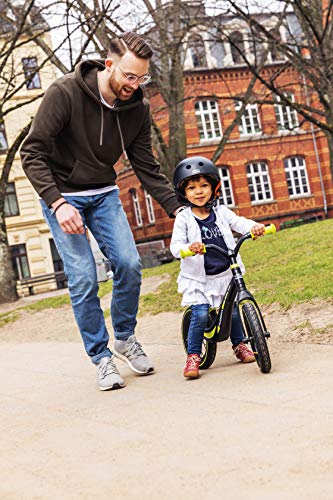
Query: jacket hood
[[74, 59, 144, 111]]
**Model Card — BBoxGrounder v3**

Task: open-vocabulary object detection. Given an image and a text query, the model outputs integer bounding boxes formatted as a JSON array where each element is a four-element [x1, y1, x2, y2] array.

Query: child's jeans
[[187, 303, 244, 355]]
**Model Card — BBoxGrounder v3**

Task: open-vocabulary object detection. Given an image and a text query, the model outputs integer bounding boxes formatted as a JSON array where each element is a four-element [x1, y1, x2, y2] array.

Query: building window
[[0, 121, 8, 152], [229, 31, 245, 64], [269, 29, 284, 61], [188, 33, 207, 68], [274, 92, 299, 131], [4, 182, 19, 217], [235, 101, 262, 136], [22, 57, 41, 90], [131, 189, 143, 227], [10, 244, 30, 280], [246, 162, 273, 203], [219, 167, 234, 207], [284, 156, 310, 197], [195, 100, 222, 141], [144, 189, 155, 223]]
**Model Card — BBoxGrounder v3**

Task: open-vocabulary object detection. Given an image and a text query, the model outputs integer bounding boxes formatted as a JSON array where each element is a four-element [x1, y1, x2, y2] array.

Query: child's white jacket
[[170, 205, 256, 284]]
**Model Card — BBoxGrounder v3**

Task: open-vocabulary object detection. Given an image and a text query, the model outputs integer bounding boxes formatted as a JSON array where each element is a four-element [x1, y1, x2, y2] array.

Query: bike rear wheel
[[181, 308, 217, 369], [240, 302, 271, 373]]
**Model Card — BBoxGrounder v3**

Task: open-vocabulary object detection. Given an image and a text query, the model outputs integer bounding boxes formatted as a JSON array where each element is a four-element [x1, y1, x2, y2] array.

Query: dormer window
[[229, 31, 245, 64], [188, 34, 207, 68]]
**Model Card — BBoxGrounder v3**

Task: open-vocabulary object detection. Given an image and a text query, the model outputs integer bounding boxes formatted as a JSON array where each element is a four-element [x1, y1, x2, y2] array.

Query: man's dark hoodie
[[20, 60, 179, 216]]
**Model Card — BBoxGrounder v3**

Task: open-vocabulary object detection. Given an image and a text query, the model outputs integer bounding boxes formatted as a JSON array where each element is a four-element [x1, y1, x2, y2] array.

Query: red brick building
[[115, 14, 332, 266]]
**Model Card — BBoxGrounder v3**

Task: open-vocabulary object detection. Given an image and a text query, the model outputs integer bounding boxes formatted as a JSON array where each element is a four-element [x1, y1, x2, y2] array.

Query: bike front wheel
[[240, 302, 271, 373], [181, 308, 217, 369]]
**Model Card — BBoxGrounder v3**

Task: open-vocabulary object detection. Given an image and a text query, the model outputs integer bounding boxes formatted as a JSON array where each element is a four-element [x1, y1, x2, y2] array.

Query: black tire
[[240, 302, 271, 373], [181, 308, 217, 369]]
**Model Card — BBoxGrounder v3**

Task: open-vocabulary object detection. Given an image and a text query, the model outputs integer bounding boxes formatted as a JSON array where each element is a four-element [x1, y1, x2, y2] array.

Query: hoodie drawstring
[[116, 113, 128, 160], [99, 105, 104, 146]]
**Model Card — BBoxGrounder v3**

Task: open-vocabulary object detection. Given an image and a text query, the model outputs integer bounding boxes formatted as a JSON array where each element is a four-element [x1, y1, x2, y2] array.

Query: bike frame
[[202, 233, 269, 343]]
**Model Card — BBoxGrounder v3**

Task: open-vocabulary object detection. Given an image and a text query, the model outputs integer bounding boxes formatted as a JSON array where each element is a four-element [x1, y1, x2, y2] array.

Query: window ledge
[[289, 194, 312, 200], [198, 138, 222, 145], [277, 128, 301, 135], [251, 200, 276, 206], [239, 132, 262, 138]]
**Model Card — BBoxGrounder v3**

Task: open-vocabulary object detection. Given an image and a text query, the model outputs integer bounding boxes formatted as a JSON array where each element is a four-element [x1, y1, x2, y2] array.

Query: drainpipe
[[302, 75, 328, 217]]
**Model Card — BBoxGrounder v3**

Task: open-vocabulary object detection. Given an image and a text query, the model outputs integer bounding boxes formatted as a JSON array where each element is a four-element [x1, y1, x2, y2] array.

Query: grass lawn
[[1, 218, 332, 327], [140, 218, 333, 313]]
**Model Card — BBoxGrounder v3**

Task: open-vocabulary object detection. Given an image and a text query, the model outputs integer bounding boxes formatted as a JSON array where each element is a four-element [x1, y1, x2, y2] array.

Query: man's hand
[[52, 199, 85, 234], [173, 206, 185, 216]]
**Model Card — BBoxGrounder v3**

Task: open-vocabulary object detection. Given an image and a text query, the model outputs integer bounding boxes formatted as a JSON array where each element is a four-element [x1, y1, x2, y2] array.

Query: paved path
[[0, 310, 332, 499]]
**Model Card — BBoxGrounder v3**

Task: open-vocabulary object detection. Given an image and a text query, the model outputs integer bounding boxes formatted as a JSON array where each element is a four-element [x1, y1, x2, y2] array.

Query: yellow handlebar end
[[265, 223, 277, 235], [250, 223, 277, 239]]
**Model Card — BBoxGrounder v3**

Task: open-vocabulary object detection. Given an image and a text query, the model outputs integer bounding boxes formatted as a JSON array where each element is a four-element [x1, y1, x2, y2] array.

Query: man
[[20, 32, 181, 391]]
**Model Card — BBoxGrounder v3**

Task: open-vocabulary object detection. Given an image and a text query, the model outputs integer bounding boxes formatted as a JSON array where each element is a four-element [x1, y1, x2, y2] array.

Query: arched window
[[188, 33, 207, 68], [4, 182, 19, 217], [130, 189, 143, 227], [195, 100, 222, 140], [246, 162, 273, 203], [218, 167, 234, 207], [284, 156, 310, 197], [229, 31, 245, 64], [235, 101, 262, 136], [144, 189, 155, 223], [22, 57, 41, 89], [274, 92, 298, 131]]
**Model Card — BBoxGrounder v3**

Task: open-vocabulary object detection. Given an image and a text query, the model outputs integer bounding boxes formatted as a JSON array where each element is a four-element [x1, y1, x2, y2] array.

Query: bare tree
[[0, 0, 115, 303], [211, 0, 333, 178]]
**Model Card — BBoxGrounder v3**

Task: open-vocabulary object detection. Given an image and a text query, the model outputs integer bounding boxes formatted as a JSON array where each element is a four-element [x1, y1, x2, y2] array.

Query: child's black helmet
[[173, 156, 221, 205]]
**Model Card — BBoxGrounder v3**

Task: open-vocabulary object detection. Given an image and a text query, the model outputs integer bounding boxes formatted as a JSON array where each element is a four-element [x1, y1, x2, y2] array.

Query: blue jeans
[[41, 190, 142, 364], [187, 303, 245, 355]]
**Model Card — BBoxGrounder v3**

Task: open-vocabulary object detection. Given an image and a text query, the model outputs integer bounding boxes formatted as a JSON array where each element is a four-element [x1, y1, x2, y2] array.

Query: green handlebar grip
[[180, 246, 206, 259], [250, 223, 277, 239]]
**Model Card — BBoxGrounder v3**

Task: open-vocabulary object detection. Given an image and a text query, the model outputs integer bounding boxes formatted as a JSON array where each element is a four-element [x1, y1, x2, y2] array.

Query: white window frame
[[235, 101, 262, 136], [274, 93, 299, 131], [218, 167, 234, 207], [246, 162, 273, 203], [131, 189, 143, 227], [195, 100, 222, 141], [144, 189, 155, 223], [284, 156, 310, 197]]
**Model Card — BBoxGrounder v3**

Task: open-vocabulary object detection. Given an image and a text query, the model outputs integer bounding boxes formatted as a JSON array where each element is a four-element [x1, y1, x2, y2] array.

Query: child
[[170, 156, 265, 379]]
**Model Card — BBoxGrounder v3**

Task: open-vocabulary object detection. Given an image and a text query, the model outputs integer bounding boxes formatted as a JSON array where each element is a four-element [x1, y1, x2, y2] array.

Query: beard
[[108, 72, 135, 101]]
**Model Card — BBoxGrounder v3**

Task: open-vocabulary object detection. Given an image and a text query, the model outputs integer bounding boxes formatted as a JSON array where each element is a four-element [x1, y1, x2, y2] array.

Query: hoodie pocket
[[66, 159, 116, 187]]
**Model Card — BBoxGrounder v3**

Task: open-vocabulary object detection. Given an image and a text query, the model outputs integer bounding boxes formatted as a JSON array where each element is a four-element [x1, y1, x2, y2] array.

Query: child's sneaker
[[233, 342, 255, 363], [184, 354, 201, 378]]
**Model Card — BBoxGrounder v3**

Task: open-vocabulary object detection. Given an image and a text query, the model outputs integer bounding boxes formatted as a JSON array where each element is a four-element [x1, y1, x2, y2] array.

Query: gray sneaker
[[113, 335, 154, 375], [96, 356, 125, 391]]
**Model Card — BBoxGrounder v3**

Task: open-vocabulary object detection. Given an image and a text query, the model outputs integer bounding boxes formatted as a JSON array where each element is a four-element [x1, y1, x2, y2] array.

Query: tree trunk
[[0, 218, 18, 303], [0, 121, 31, 304]]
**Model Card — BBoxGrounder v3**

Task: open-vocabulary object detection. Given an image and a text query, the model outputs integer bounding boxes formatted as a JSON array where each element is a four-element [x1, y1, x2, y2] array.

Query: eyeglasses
[[114, 62, 151, 85]]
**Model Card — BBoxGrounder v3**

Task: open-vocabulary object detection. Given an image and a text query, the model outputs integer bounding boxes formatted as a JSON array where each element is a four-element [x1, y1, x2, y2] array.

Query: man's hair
[[108, 32, 153, 60]]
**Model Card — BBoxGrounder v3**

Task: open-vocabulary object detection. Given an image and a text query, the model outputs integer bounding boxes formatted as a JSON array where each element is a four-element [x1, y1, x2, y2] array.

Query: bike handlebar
[[250, 223, 276, 239], [180, 223, 276, 259]]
